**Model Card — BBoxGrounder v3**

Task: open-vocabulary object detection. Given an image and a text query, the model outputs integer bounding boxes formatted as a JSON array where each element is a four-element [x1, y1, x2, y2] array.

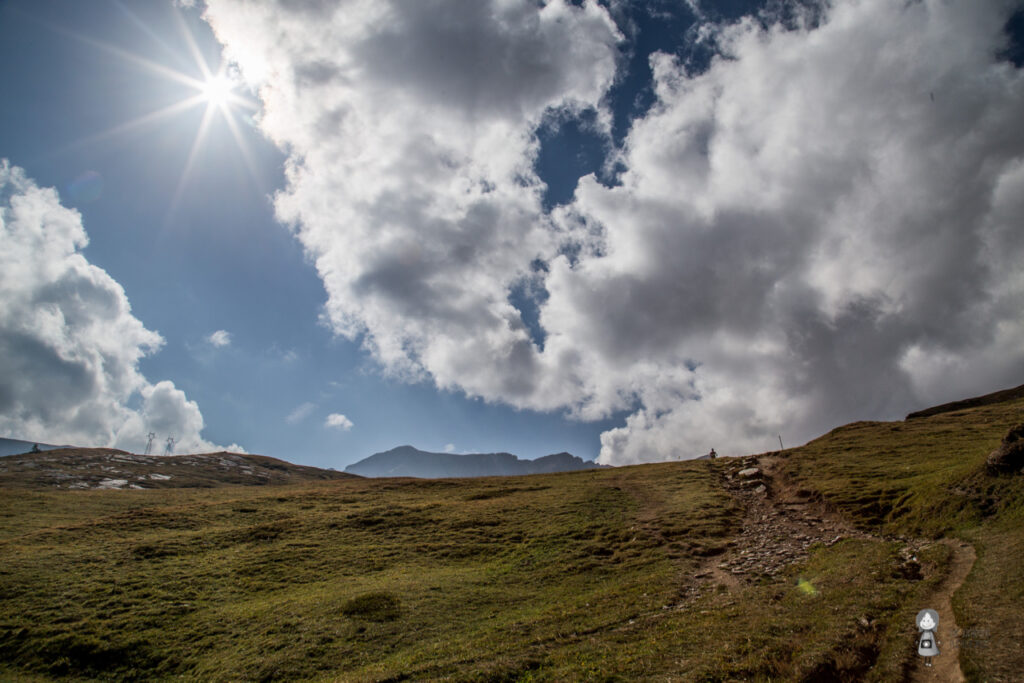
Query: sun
[[55, 4, 261, 220], [200, 73, 233, 108]]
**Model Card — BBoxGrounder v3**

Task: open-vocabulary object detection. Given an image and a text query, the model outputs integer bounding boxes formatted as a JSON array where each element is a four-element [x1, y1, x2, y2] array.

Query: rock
[[737, 467, 761, 478], [986, 422, 1024, 474], [754, 484, 767, 494]]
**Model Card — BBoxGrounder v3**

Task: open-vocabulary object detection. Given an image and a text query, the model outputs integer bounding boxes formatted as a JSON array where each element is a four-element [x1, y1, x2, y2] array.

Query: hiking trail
[[689, 454, 977, 681], [907, 539, 975, 683]]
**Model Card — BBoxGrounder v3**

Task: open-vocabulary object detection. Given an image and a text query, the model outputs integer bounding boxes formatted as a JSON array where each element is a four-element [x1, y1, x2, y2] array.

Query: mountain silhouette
[[345, 445, 605, 478]]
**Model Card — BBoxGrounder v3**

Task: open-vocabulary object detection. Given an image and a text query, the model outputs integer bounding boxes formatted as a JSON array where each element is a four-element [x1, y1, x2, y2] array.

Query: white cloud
[[325, 413, 353, 431], [555, 0, 1024, 462], [0, 161, 240, 454], [207, 329, 231, 347], [444, 443, 455, 453], [116, 380, 246, 453], [286, 401, 315, 424], [202, 0, 621, 402], [203, 1, 1024, 464]]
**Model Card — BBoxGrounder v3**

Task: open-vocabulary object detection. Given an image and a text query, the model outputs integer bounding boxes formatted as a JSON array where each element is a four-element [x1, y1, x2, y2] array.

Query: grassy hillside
[[904, 382, 1024, 420], [1, 394, 1021, 681], [779, 397, 1024, 681], [0, 449, 353, 489]]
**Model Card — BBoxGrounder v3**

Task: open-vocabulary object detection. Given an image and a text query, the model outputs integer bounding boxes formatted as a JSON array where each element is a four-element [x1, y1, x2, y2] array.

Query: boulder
[[737, 467, 761, 478], [986, 422, 1024, 474]]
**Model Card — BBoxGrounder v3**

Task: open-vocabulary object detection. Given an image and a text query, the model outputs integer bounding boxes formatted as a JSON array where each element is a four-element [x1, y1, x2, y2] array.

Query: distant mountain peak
[[536, 451, 575, 460], [385, 445, 420, 454], [345, 445, 605, 478]]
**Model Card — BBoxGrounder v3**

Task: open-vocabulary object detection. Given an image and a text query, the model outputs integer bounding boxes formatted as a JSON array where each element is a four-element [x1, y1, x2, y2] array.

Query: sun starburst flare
[[200, 73, 233, 107], [42, 4, 261, 221]]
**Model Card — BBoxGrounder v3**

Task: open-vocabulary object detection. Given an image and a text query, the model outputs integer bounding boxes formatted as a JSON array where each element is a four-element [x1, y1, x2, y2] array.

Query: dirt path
[[908, 539, 976, 683], [694, 454, 977, 681], [609, 455, 978, 680]]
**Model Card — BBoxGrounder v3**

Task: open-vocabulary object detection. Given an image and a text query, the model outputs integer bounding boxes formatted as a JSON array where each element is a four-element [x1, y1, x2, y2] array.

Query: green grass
[[1, 467, 733, 681], [779, 397, 1024, 681], [1, 397, 1022, 680], [782, 401, 1023, 537]]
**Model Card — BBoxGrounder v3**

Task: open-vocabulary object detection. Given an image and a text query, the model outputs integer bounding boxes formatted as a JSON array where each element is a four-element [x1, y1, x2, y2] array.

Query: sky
[[1, 0, 1022, 469]]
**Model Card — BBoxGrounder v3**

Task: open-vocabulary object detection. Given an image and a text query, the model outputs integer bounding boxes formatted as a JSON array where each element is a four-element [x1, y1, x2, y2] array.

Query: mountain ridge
[[905, 381, 1024, 419], [344, 444, 606, 478], [0, 447, 352, 489]]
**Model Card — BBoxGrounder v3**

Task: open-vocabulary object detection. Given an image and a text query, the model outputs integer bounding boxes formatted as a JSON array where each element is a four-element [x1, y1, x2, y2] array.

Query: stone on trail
[[737, 467, 761, 478]]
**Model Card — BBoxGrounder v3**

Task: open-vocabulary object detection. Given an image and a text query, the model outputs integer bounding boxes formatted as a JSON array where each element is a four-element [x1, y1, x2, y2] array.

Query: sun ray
[[173, 7, 215, 83], [45, 96, 208, 160], [39, 16, 205, 92], [22, 2, 267, 225], [220, 105, 270, 197], [168, 103, 219, 222], [112, 0, 194, 75]]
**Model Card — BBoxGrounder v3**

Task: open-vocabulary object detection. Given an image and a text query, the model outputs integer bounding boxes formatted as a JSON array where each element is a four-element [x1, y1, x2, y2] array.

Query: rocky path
[[701, 455, 877, 582], [690, 454, 975, 681]]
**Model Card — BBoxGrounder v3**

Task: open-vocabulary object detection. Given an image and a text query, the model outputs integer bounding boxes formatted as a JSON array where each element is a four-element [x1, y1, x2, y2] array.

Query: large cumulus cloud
[[203, 0, 621, 407], [0, 161, 240, 454], [203, 0, 1024, 464], [557, 0, 1024, 462]]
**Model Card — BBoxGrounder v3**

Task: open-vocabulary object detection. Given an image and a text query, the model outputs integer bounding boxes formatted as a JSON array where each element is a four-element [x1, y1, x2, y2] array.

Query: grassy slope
[[904, 382, 1024, 419], [0, 396, 1021, 681], [0, 449, 353, 489], [781, 397, 1024, 681]]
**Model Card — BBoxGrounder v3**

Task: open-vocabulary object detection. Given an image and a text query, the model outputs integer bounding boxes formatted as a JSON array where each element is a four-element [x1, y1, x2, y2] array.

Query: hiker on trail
[[916, 609, 940, 666], [709, 448, 717, 459]]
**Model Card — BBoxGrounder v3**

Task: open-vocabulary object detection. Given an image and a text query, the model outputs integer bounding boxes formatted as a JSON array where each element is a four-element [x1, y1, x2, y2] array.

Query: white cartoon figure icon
[[916, 608, 940, 667]]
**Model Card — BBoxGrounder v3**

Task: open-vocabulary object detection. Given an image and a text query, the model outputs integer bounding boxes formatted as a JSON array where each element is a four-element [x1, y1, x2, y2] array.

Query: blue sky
[[2, 0, 1023, 469], [0, 0, 643, 466]]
